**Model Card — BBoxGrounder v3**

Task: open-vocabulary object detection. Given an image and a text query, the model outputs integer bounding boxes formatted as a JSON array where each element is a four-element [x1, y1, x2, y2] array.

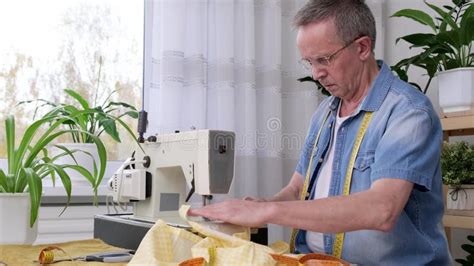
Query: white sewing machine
[[108, 129, 235, 225]]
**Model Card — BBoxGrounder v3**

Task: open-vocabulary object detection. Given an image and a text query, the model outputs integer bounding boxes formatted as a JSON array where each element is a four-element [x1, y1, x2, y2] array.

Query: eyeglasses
[[299, 36, 362, 71]]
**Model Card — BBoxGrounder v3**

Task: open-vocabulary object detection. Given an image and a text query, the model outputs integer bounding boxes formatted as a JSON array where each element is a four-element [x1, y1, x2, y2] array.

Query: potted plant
[[0, 114, 106, 244], [391, 0, 474, 115], [456, 235, 474, 266], [441, 141, 474, 211], [25, 88, 139, 185]]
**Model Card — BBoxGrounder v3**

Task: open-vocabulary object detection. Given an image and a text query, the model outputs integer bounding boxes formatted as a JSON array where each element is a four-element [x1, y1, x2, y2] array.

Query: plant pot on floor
[[447, 184, 474, 211], [437, 67, 474, 117], [50, 143, 99, 187], [0, 193, 38, 244]]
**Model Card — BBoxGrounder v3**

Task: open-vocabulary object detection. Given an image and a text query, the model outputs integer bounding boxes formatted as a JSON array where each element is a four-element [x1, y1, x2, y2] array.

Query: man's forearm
[[188, 178, 412, 233], [264, 179, 413, 233], [264, 194, 378, 233], [266, 185, 301, 202]]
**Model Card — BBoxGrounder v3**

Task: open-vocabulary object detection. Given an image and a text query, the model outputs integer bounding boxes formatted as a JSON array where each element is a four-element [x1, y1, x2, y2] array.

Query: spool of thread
[[38, 249, 55, 264], [37, 246, 71, 265]]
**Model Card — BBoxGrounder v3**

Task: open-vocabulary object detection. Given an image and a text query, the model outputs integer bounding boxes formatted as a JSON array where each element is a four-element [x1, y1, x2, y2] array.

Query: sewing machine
[[107, 129, 235, 225]]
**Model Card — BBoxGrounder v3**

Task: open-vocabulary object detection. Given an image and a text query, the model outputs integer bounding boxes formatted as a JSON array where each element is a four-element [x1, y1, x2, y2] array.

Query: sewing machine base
[[94, 214, 268, 250]]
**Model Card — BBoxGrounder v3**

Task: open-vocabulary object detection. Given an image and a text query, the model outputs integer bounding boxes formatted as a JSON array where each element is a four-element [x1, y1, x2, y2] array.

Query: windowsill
[[41, 185, 110, 205], [0, 159, 123, 205]]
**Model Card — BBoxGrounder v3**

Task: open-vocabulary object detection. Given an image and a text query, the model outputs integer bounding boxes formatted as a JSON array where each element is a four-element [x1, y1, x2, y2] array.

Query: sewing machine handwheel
[[143, 156, 151, 168]]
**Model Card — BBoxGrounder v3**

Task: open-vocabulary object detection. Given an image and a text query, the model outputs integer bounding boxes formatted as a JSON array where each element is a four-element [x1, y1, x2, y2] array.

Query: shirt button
[[328, 123, 332, 128], [318, 158, 323, 163]]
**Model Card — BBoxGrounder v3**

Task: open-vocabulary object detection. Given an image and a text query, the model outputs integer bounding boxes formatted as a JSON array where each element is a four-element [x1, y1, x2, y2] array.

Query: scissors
[[37, 250, 135, 264], [76, 250, 135, 263]]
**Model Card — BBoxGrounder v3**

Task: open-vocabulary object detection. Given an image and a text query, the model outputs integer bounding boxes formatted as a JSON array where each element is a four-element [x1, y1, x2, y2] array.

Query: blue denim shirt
[[294, 61, 450, 265]]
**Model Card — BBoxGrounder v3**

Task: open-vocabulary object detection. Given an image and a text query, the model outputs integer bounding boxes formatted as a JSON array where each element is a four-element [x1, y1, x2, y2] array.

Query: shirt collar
[[328, 60, 394, 113]]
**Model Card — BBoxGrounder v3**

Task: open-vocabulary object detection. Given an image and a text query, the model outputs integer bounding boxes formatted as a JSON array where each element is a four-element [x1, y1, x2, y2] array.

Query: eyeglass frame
[[298, 36, 364, 71]]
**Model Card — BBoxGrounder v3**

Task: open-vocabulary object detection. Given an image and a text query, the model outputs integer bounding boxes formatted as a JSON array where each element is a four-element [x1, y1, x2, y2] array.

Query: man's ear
[[356, 36, 373, 60]]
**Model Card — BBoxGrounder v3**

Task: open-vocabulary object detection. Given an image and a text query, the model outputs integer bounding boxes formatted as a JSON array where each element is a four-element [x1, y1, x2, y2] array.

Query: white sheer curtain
[[142, 0, 383, 243], [143, 0, 319, 242]]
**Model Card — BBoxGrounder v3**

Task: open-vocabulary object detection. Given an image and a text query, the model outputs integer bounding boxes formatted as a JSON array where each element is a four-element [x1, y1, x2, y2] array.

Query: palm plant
[[391, 0, 474, 93], [0, 114, 106, 226]]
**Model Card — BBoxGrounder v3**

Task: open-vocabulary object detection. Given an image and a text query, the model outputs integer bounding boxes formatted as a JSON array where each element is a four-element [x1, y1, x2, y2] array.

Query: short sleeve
[[371, 108, 442, 191]]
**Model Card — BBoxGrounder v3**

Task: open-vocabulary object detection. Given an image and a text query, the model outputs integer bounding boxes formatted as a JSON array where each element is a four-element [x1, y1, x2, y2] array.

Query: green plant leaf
[[24, 168, 42, 227], [112, 116, 144, 153], [444, 58, 462, 69], [24, 129, 77, 168], [297, 76, 330, 96], [87, 134, 107, 188], [0, 169, 8, 192], [391, 65, 408, 81], [437, 30, 462, 49], [443, 5, 454, 12], [18, 117, 67, 171], [461, 2, 474, 21], [454, 258, 470, 265], [50, 147, 98, 179], [62, 164, 95, 187], [468, 235, 474, 242], [64, 89, 90, 110], [101, 89, 120, 107], [100, 118, 121, 142], [453, 0, 469, 8], [391, 9, 437, 31], [460, 16, 474, 45], [461, 244, 474, 254], [121, 110, 139, 119], [5, 116, 15, 176], [105, 101, 137, 111], [46, 164, 72, 216], [396, 33, 436, 47], [51, 145, 80, 165], [409, 82, 423, 92], [425, 1, 459, 31]]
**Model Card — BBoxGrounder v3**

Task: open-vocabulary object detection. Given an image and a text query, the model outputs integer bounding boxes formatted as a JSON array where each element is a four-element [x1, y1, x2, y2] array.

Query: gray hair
[[294, 0, 376, 51]]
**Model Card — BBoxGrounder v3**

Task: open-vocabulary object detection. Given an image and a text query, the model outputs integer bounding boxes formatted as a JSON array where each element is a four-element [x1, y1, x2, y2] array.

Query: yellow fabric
[[129, 205, 289, 265], [0, 238, 127, 266], [128, 219, 203, 265]]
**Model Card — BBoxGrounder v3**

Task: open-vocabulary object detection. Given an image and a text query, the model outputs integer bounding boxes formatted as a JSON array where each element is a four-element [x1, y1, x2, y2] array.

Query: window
[[0, 0, 143, 160]]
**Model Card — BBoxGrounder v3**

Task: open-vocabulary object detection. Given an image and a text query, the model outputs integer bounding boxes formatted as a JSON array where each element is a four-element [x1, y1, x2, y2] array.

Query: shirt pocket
[[353, 151, 375, 171], [351, 151, 375, 192]]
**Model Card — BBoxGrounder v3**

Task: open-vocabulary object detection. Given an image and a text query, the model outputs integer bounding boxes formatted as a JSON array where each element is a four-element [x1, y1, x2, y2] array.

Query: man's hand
[[187, 199, 272, 227]]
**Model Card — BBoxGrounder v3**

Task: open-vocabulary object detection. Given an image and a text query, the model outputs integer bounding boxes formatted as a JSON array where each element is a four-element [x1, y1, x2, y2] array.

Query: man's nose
[[311, 65, 327, 80]]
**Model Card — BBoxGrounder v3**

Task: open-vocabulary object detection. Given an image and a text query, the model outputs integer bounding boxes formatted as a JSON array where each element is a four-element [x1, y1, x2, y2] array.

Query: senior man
[[189, 0, 451, 264]]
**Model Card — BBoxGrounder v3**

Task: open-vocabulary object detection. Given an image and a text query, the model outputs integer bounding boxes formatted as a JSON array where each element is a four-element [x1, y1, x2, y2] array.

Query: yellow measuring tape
[[289, 110, 331, 253], [333, 111, 373, 258], [289, 111, 373, 258]]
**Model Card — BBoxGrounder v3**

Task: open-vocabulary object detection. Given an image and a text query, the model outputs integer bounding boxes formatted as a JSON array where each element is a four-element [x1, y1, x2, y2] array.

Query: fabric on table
[[0, 238, 127, 266], [129, 205, 288, 265]]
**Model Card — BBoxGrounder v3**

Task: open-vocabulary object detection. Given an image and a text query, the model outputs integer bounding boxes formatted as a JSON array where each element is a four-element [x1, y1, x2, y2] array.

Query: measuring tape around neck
[[289, 110, 331, 253], [289, 111, 374, 257]]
